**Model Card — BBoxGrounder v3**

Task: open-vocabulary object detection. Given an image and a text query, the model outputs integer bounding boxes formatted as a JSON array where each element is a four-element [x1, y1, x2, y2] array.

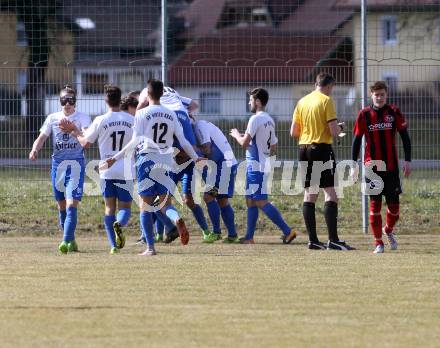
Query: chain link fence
[[0, 0, 439, 235]]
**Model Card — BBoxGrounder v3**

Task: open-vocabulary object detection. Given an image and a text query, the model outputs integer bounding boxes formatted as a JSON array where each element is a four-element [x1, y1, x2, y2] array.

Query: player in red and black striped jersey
[[352, 81, 412, 253]]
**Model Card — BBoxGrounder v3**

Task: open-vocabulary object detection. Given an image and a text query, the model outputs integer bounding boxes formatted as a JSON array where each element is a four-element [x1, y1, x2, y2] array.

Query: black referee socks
[[324, 201, 339, 242], [303, 202, 318, 243]]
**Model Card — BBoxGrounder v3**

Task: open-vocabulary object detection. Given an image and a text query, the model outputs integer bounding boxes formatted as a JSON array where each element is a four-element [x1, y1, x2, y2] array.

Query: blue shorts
[[203, 163, 237, 199], [101, 179, 134, 202], [171, 162, 195, 194], [137, 158, 170, 197], [51, 158, 85, 201], [245, 168, 268, 201]]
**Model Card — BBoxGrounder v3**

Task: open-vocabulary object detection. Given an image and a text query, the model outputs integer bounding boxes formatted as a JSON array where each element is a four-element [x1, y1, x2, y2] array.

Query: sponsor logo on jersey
[[368, 122, 393, 131]]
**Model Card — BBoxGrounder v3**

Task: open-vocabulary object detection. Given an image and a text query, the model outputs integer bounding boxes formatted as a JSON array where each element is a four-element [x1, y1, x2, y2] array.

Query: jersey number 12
[[152, 123, 168, 144]]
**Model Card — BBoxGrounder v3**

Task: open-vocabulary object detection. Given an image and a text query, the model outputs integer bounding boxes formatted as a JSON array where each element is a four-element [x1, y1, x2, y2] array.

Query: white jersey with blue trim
[[40, 110, 91, 161], [160, 86, 191, 113], [84, 111, 135, 180], [245, 111, 278, 173], [194, 120, 237, 166]]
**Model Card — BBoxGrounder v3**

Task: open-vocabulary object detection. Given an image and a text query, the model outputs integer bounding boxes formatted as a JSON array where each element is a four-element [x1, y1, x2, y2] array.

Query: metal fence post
[[361, 0, 369, 234]]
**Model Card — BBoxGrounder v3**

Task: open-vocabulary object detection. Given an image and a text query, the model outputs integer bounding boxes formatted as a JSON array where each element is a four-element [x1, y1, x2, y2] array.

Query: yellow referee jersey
[[292, 90, 336, 145]]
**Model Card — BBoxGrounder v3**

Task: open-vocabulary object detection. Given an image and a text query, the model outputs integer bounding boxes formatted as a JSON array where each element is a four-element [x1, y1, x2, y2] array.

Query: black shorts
[[366, 170, 402, 201], [298, 143, 336, 189]]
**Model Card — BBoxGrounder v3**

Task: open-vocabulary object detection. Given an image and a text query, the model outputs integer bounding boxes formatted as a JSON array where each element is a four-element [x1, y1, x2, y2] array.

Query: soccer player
[[105, 79, 204, 256], [137, 86, 212, 242], [352, 81, 411, 253], [60, 85, 135, 254], [120, 92, 140, 116], [29, 85, 91, 253], [191, 114, 239, 243], [291, 73, 354, 250], [130, 91, 179, 244], [230, 87, 297, 244]]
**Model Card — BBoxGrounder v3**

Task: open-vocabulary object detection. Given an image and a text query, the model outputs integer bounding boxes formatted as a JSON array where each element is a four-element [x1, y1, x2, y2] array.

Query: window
[[381, 15, 397, 45], [16, 21, 27, 47], [331, 88, 355, 121], [200, 91, 221, 114], [383, 73, 398, 93], [438, 17, 440, 44], [16, 70, 27, 94], [82, 73, 108, 95], [75, 18, 96, 30], [116, 71, 144, 93], [245, 91, 251, 113]]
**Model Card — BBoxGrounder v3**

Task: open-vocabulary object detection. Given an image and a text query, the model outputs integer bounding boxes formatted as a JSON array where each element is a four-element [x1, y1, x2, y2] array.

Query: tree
[[1, 0, 62, 138]]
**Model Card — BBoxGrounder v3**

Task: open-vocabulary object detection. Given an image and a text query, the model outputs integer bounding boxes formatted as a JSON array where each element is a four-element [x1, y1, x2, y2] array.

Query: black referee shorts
[[298, 143, 336, 189]]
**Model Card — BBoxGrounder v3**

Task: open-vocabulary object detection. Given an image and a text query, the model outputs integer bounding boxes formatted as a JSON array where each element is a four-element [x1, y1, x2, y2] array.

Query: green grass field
[[1, 167, 439, 235], [0, 166, 439, 347], [0, 234, 439, 348]]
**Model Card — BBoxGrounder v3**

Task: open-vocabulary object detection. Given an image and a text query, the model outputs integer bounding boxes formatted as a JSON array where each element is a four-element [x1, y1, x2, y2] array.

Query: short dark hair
[[316, 73, 335, 87], [249, 87, 269, 106], [128, 90, 141, 99], [120, 95, 139, 111], [60, 84, 76, 97], [104, 84, 122, 107], [147, 79, 164, 100], [370, 81, 388, 93]]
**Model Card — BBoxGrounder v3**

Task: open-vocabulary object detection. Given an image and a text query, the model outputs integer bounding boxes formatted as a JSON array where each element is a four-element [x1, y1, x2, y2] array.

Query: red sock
[[370, 200, 383, 246], [385, 203, 399, 234]]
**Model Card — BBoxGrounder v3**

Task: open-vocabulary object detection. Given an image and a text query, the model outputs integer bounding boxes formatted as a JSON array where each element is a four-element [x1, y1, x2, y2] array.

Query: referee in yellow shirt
[[290, 72, 354, 250]]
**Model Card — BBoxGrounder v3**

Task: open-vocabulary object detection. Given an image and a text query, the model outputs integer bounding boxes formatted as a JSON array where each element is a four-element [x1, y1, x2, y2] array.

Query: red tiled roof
[[333, 0, 440, 10], [279, 0, 353, 33], [168, 28, 352, 84]]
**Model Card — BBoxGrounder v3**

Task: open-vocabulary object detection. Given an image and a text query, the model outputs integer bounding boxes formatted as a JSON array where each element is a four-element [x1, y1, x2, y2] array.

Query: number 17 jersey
[[84, 111, 134, 180]]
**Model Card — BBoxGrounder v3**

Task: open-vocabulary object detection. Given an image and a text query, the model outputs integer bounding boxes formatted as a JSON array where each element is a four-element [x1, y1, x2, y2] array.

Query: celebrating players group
[[29, 72, 412, 255]]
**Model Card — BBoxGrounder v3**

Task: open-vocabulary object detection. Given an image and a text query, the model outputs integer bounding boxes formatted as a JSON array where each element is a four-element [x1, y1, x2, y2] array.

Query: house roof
[[333, 0, 440, 11], [176, 0, 308, 40], [176, 0, 226, 40], [279, 0, 353, 34], [61, 0, 160, 54], [168, 27, 352, 84]]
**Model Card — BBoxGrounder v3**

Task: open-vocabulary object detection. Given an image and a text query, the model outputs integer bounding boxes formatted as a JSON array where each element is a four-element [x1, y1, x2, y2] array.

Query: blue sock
[[63, 207, 77, 242], [206, 200, 221, 234], [104, 215, 117, 248], [155, 217, 165, 236], [58, 210, 66, 231], [245, 206, 259, 240], [155, 211, 176, 232], [140, 211, 155, 246], [165, 205, 180, 223], [261, 203, 291, 235], [139, 213, 146, 240], [116, 208, 131, 227], [220, 204, 237, 238], [191, 204, 209, 231]]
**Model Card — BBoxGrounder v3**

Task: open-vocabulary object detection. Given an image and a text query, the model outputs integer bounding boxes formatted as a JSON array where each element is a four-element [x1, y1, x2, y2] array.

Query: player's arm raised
[[230, 128, 251, 148], [59, 118, 91, 148]]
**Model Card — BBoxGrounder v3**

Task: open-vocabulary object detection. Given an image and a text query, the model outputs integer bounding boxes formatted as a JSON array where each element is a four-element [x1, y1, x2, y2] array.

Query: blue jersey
[[175, 110, 196, 147], [40, 111, 91, 161], [160, 87, 196, 147]]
